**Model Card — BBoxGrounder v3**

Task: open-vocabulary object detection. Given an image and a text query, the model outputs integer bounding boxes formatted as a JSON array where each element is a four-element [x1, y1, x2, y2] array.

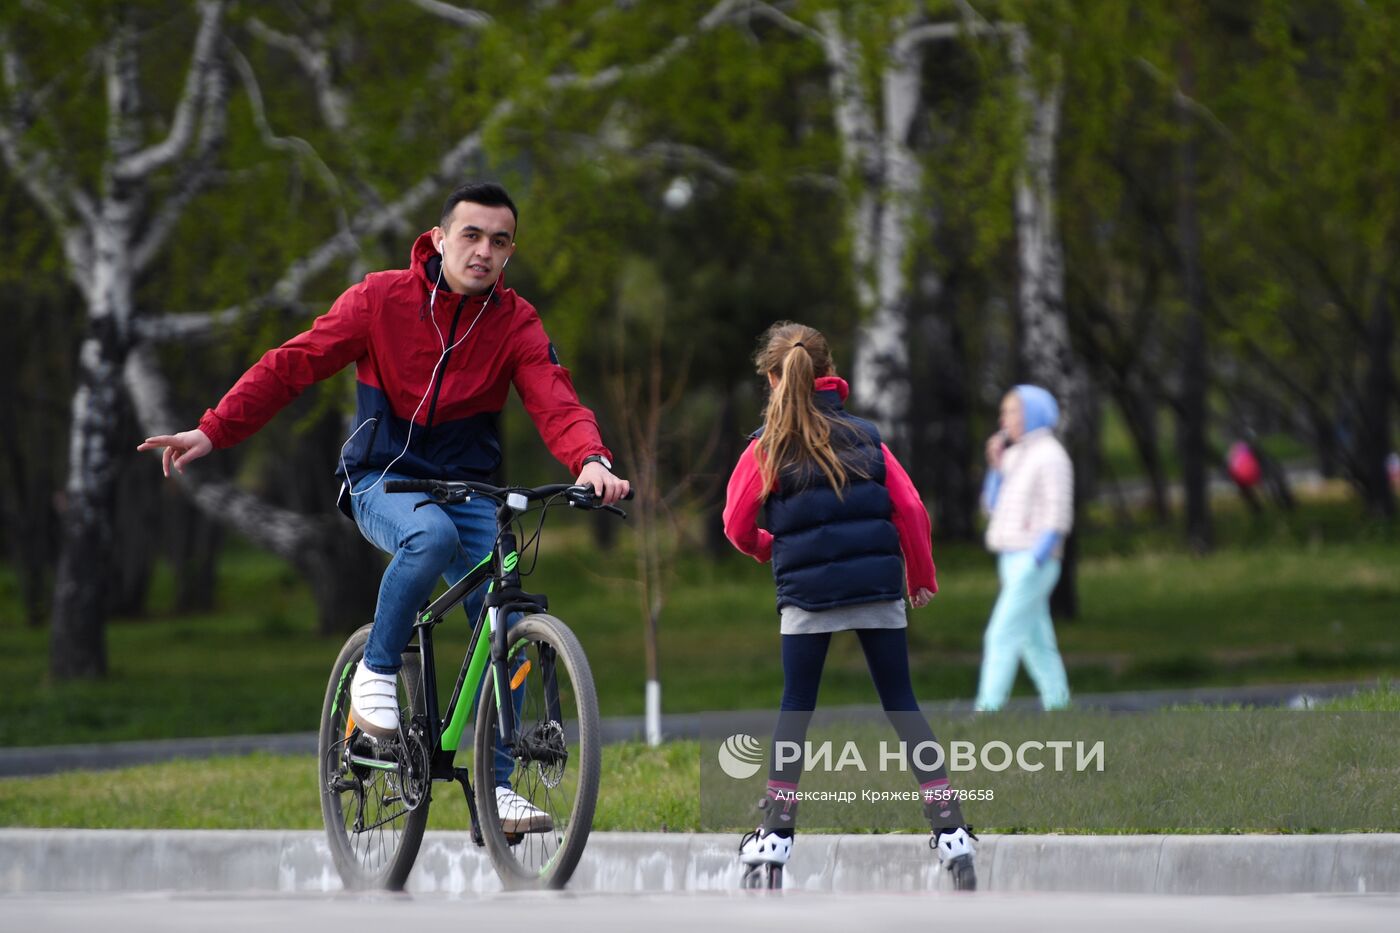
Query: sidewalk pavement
[[3, 829, 1399, 895], [0, 680, 1375, 778]]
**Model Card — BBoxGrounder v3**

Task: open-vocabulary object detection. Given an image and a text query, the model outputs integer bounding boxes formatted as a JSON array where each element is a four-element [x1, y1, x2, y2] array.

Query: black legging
[[762, 628, 963, 832]]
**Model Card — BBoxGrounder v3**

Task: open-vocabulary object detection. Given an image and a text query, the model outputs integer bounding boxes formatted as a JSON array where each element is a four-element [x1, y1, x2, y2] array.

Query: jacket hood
[[409, 230, 510, 293], [410, 231, 442, 289], [1015, 384, 1060, 433]]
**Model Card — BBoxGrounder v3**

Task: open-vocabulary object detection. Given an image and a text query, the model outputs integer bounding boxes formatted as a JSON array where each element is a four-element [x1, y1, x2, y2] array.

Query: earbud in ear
[[438, 240, 446, 255]]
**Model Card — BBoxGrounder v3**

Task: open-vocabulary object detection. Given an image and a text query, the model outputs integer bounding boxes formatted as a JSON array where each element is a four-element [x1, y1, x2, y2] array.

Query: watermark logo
[[715, 737, 1105, 778], [717, 733, 764, 779]]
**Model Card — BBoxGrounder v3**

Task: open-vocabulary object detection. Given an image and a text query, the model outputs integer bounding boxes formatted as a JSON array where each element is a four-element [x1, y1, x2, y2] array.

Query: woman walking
[[975, 385, 1074, 712]]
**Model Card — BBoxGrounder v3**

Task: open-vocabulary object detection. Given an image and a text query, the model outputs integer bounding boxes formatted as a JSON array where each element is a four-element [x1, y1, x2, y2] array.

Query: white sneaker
[[495, 786, 553, 833], [349, 663, 400, 739], [739, 828, 793, 866]]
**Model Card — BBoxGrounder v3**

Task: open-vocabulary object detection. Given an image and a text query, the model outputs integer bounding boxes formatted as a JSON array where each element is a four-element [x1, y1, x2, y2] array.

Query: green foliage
[[2, 1, 1397, 701]]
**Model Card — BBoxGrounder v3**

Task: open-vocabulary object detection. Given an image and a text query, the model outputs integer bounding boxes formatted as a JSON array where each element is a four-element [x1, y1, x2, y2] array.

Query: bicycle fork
[[490, 529, 521, 757]]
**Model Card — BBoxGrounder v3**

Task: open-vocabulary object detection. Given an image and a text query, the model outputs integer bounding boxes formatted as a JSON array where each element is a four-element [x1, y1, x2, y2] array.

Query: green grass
[[1319, 682, 1400, 711], [0, 741, 701, 831], [7, 693, 1399, 833], [1, 493, 1397, 747], [10, 683, 1400, 829]]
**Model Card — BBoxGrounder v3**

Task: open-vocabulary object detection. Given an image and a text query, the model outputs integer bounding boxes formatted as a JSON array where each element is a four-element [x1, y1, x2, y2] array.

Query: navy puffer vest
[[761, 391, 905, 612]]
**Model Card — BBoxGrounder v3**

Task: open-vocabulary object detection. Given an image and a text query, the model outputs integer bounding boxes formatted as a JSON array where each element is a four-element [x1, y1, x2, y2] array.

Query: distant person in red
[[722, 321, 977, 889], [1227, 441, 1263, 490]]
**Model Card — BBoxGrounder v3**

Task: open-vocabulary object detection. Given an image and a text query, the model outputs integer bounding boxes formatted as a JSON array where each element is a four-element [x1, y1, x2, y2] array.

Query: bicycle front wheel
[[318, 623, 430, 890], [474, 613, 601, 890]]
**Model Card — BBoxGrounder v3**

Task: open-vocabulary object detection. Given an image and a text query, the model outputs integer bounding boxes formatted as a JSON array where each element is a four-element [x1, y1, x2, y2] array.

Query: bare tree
[[605, 305, 719, 747]]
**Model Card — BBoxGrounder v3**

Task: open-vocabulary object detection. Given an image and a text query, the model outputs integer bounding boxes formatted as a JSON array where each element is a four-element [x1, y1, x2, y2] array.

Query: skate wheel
[[740, 864, 784, 890], [948, 854, 976, 891]]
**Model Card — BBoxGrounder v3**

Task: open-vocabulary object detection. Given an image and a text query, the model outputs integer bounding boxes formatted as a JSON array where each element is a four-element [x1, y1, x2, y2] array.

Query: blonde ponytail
[[753, 322, 855, 498]]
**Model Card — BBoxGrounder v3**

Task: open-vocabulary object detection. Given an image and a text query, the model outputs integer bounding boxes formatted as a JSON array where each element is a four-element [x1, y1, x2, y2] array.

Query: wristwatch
[[581, 454, 612, 472]]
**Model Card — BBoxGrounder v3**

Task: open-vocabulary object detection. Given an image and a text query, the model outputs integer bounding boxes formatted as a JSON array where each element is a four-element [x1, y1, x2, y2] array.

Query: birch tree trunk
[[50, 16, 151, 677], [813, 10, 926, 452], [51, 274, 132, 676], [1011, 33, 1094, 617]]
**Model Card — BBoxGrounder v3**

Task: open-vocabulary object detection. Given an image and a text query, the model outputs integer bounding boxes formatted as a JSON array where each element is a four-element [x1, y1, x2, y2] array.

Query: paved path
[[6, 889, 1400, 933], [0, 680, 1376, 777]]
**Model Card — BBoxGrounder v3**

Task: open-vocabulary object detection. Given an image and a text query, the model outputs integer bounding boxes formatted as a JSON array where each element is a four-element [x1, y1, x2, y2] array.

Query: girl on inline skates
[[722, 321, 977, 890]]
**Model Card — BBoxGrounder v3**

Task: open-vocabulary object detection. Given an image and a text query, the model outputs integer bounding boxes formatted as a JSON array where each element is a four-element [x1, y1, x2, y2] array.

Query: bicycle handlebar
[[383, 478, 634, 513]]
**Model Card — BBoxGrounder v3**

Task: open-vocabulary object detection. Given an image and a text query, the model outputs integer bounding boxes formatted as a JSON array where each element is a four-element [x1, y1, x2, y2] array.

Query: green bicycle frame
[[408, 525, 540, 778]]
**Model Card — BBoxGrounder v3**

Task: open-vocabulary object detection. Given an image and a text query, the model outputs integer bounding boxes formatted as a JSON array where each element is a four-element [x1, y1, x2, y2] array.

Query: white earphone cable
[[341, 255, 498, 499]]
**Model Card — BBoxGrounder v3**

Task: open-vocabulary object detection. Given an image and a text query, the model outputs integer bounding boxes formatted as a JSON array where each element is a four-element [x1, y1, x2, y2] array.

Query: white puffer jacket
[[984, 428, 1074, 557]]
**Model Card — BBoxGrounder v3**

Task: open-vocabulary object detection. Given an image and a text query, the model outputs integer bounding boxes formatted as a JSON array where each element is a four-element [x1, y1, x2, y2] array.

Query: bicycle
[[317, 478, 629, 891]]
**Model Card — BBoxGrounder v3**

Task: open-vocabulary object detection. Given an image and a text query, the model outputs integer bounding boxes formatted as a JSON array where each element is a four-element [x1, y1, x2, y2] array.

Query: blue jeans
[[975, 551, 1071, 711], [349, 470, 518, 785]]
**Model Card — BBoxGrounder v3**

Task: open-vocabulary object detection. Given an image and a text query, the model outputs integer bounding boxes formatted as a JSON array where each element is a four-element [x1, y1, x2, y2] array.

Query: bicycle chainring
[[398, 723, 432, 811]]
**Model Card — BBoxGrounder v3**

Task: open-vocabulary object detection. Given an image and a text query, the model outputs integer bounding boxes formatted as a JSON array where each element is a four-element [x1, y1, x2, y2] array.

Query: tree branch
[[741, 1, 826, 44], [137, 0, 757, 341], [226, 41, 353, 239], [113, 0, 224, 181], [132, 45, 230, 273], [123, 342, 318, 558], [0, 31, 95, 230], [132, 299, 315, 342], [896, 16, 1022, 56], [246, 16, 349, 132], [404, 0, 493, 29]]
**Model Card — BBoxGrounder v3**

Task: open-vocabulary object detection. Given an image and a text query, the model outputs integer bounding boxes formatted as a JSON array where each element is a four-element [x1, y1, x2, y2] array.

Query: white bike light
[[506, 492, 529, 512]]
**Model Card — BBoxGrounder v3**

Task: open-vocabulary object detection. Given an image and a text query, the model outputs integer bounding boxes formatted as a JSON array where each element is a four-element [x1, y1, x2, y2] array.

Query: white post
[[645, 679, 662, 747]]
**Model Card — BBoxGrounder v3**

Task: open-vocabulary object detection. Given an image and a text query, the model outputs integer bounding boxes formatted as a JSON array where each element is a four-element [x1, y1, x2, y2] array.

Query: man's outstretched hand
[[137, 429, 212, 477], [575, 460, 630, 506]]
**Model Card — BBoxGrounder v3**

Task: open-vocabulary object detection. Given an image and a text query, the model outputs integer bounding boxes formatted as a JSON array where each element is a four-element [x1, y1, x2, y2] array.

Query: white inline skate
[[931, 825, 978, 891], [739, 828, 792, 890]]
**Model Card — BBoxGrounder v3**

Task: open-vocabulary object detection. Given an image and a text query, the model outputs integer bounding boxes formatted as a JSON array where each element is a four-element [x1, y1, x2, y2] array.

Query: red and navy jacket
[[198, 231, 611, 483], [722, 376, 937, 612]]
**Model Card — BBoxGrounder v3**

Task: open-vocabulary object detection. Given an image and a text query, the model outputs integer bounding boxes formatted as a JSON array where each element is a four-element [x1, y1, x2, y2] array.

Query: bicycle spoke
[[320, 635, 427, 889], [476, 615, 598, 888]]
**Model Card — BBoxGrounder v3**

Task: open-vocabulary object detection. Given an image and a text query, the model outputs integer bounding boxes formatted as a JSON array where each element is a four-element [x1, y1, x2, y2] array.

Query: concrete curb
[[3, 830, 1398, 895]]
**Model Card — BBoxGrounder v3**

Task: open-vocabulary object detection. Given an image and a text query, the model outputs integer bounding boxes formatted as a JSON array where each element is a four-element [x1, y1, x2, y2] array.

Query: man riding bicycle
[[139, 182, 630, 828]]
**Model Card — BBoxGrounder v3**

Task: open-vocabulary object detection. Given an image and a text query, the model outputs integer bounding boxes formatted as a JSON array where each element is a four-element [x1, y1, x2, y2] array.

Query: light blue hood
[[1014, 385, 1060, 434]]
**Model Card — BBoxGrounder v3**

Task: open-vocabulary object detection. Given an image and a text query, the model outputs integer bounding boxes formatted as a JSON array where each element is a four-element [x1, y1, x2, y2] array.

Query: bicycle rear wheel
[[474, 613, 601, 889], [318, 623, 430, 890]]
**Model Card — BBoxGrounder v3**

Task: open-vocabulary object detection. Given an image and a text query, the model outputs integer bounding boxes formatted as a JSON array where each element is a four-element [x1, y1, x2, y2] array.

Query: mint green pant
[[975, 551, 1071, 711]]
